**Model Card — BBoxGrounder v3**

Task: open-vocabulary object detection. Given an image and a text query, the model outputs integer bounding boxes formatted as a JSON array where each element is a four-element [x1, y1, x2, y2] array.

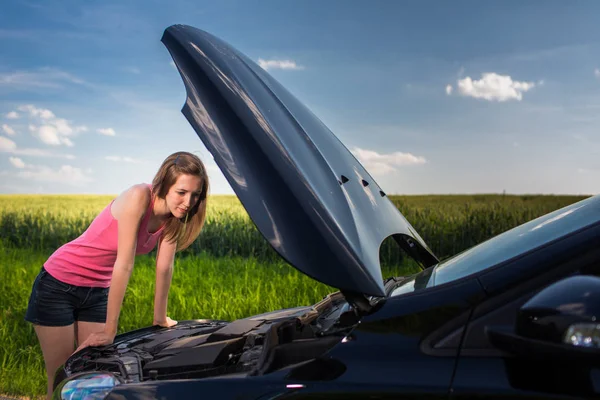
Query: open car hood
[[161, 25, 438, 297]]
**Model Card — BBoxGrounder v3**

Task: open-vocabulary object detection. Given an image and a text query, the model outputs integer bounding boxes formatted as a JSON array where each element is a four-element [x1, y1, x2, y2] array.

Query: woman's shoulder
[[111, 183, 152, 220], [125, 183, 152, 200]]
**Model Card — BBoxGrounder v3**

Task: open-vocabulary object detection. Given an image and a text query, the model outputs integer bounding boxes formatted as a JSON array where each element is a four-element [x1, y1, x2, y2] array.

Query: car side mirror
[[486, 275, 600, 361]]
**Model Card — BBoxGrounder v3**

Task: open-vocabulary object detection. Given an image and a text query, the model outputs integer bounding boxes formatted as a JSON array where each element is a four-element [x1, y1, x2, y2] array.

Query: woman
[[25, 151, 209, 399]]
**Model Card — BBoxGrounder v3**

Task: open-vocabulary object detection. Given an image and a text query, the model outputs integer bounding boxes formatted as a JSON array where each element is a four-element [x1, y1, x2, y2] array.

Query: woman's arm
[[153, 237, 177, 327], [104, 186, 148, 336], [76, 185, 149, 351]]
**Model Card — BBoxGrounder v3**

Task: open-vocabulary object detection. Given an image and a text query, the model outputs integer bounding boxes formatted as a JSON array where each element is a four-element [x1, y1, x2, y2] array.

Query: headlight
[[564, 323, 600, 348], [52, 372, 121, 400]]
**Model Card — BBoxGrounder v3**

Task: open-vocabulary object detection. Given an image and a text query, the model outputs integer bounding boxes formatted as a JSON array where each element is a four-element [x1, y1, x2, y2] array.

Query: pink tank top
[[44, 184, 165, 288]]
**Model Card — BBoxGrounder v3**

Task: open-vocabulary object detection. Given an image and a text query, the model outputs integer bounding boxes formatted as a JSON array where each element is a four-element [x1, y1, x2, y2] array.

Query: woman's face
[[165, 173, 204, 218]]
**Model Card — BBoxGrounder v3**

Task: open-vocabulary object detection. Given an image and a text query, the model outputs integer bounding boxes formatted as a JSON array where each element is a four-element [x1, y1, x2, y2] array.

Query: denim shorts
[[25, 267, 109, 326]]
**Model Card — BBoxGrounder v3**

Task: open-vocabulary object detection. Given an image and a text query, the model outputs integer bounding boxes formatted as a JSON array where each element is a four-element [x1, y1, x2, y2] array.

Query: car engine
[[62, 293, 357, 383]]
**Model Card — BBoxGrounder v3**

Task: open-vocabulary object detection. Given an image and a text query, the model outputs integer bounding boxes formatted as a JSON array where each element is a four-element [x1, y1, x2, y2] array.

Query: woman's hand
[[153, 316, 178, 328], [74, 331, 116, 354]]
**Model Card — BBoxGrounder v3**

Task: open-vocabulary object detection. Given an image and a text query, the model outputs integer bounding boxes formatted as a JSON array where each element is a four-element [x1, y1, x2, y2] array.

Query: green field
[[0, 193, 590, 398]]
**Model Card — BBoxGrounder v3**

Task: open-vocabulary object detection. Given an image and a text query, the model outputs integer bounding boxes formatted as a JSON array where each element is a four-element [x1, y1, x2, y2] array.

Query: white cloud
[[0, 134, 75, 159], [125, 67, 141, 74], [445, 85, 453, 95], [6, 111, 19, 119], [2, 124, 16, 135], [18, 104, 87, 146], [595, 68, 600, 78], [12, 148, 75, 159], [16, 164, 93, 185], [18, 104, 55, 119], [257, 58, 304, 71], [97, 128, 116, 136], [9, 156, 25, 168], [0, 136, 17, 151], [351, 147, 427, 175], [34, 125, 75, 146], [105, 155, 142, 163], [37, 125, 61, 145], [456, 73, 535, 102], [53, 118, 87, 135], [0, 67, 88, 90]]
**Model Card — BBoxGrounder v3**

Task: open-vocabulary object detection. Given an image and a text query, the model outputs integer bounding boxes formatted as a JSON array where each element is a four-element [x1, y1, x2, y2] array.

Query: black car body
[[52, 25, 600, 400]]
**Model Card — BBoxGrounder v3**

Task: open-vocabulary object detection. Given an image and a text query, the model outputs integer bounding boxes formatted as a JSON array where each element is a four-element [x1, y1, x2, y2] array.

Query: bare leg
[[75, 320, 106, 347], [34, 324, 76, 400]]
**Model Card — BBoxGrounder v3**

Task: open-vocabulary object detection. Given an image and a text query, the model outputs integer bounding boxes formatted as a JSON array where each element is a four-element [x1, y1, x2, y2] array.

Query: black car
[[52, 25, 600, 400]]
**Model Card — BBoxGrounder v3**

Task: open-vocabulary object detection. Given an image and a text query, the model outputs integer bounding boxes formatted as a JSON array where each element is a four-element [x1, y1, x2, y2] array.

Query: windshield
[[390, 195, 599, 297]]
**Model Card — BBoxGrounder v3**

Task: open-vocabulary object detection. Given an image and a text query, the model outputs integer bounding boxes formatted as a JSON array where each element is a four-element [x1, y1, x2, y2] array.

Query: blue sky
[[1, 0, 599, 195]]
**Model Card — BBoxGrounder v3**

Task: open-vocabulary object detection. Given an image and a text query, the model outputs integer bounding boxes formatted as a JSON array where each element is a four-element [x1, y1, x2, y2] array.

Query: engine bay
[[63, 292, 357, 383]]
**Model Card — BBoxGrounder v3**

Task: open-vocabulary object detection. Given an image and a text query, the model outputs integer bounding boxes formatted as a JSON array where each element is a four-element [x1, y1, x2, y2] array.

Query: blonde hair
[[152, 151, 209, 251]]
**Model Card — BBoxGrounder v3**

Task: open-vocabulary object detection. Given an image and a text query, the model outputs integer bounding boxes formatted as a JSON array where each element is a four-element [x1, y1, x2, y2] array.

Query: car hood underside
[[161, 25, 438, 298]]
